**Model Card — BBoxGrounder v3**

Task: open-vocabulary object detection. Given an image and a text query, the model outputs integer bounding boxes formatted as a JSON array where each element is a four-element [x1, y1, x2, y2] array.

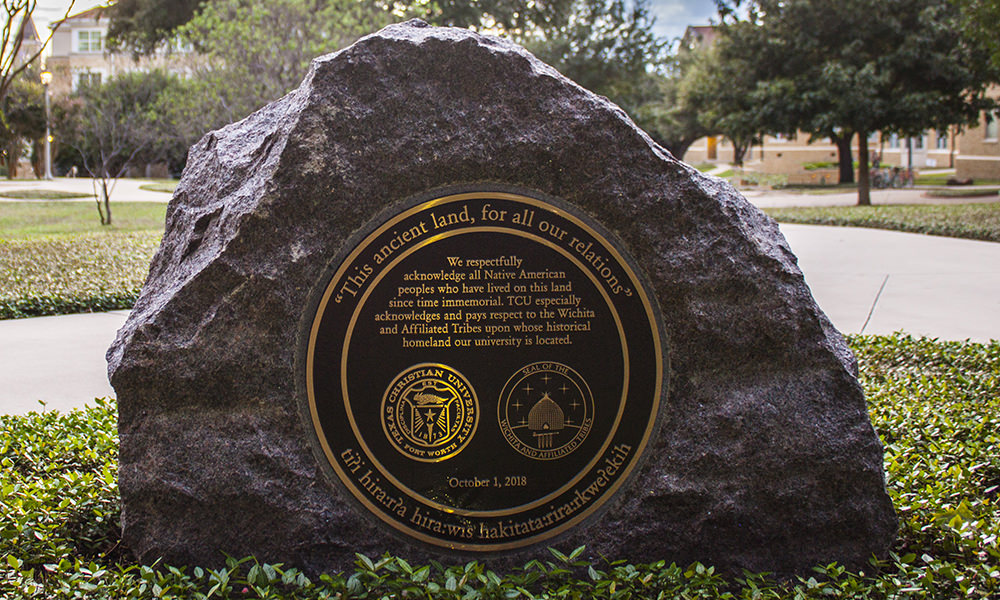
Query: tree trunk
[[834, 133, 855, 184], [100, 179, 112, 225], [31, 140, 43, 178], [95, 180, 110, 225], [5, 140, 19, 179], [664, 138, 697, 161], [857, 132, 871, 206], [95, 194, 106, 225], [104, 185, 112, 225], [732, 138, 750, 167]]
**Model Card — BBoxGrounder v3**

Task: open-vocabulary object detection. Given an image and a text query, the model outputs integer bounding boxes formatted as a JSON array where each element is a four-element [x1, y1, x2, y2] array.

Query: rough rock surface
[[108, 20, 896, 575]]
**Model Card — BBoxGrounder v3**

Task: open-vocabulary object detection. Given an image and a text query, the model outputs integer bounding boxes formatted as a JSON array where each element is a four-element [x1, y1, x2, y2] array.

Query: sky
[[646, 0, 722, 41], [30, 0, 722, 46]]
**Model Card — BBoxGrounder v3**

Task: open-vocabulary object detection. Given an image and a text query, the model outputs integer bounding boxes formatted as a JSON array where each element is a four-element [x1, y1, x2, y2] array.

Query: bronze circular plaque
[[304, 189, 665, 551]]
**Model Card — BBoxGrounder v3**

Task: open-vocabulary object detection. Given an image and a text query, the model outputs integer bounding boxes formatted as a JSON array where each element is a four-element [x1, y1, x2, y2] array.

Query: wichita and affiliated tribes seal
[[498, 362, 593, 460], [303, 188, 665, 552]]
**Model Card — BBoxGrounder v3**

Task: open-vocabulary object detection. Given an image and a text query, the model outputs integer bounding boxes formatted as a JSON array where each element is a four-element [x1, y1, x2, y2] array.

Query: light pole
[[40, 69, 53, 180]]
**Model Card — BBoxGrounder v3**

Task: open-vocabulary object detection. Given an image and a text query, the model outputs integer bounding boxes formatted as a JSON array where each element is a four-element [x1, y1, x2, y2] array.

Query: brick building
[[44, 6, 194, 97]]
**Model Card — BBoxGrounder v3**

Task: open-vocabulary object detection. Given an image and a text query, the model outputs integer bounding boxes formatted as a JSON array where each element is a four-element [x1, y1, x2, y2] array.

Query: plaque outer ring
[[299, 185, 668, 552]]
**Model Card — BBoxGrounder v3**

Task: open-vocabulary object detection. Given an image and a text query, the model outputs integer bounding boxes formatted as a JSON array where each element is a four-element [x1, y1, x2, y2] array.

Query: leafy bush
[[1, 336, 998, 598], [854, 334, 1000, 598], [0, 232, 160, 319], [765, 203, 1000, 242]]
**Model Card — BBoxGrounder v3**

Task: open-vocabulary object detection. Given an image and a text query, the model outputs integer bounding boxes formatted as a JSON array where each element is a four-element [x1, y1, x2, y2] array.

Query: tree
[[60, 72, 171, 224], [418, 0, 575, 36], [956, 0, 1000, 71], [107, 0, 206, 55], [629, 68, 710, 160], [713, 0, 999, 205], [524, 0, 664, 97], [675, 29, 782, 167], [1, 0, 75, 172], [515, 0, 673, 154], [0, 71, 44, 178], [161, 0, 392, 140], [1, 1, 75, 107]]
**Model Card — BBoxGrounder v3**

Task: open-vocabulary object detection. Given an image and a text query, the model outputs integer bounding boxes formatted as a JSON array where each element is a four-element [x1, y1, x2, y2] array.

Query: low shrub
[[1, 335, 998, 598], [916, 173, 1000, 187], [923, 188, 999, 198], [0, 191, 92, 200], [802, 161, 837, 171], [0, 232, 160, 319], [765, 203, 1000, 242]]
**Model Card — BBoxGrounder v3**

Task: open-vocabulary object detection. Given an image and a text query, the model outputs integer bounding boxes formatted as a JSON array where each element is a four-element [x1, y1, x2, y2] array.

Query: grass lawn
[[138, 181, 179, 194], [0, 334, 997, 598], [0, 201, 167, 239], [0, 202, 166, 319], [764, 202, 1000, 242]]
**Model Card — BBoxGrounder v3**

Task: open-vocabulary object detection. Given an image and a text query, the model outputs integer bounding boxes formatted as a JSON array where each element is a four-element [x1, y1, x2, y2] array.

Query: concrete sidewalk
[[1, 310, 128, 414], [780, 224, 1000, 341], [1, 223, 998, 415]]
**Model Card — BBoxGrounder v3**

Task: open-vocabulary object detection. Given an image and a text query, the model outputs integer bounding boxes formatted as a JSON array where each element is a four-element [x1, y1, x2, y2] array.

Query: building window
[[74, 71, 102, 90], [913, 134, 925, 150], [936, 130, 949, 149], [75, 30, 104, 53], [986, 111, 999, 141], [889, 133, 900, 149]]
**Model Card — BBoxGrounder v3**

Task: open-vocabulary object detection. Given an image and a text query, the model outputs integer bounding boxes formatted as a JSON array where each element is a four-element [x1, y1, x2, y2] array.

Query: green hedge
[[1, 335, 998, 598], [0, 232, 160, 319], [765, 203, 1000, 242], [0, 191, 92, 200]]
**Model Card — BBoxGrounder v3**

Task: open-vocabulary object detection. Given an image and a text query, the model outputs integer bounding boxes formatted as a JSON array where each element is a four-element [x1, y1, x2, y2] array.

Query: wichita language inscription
[[304, 189, 665, 551]]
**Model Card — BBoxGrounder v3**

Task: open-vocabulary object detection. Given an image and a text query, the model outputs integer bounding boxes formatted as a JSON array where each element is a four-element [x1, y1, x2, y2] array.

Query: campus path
[[1, 310, 129, 415], [2, 221, 998, 415], [0, 176, 171, 203], [780, 224, 1000, 341]]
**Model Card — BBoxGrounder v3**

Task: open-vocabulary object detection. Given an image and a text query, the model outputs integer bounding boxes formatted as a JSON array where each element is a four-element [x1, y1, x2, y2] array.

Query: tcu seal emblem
[[382, 364, 478, 461]]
